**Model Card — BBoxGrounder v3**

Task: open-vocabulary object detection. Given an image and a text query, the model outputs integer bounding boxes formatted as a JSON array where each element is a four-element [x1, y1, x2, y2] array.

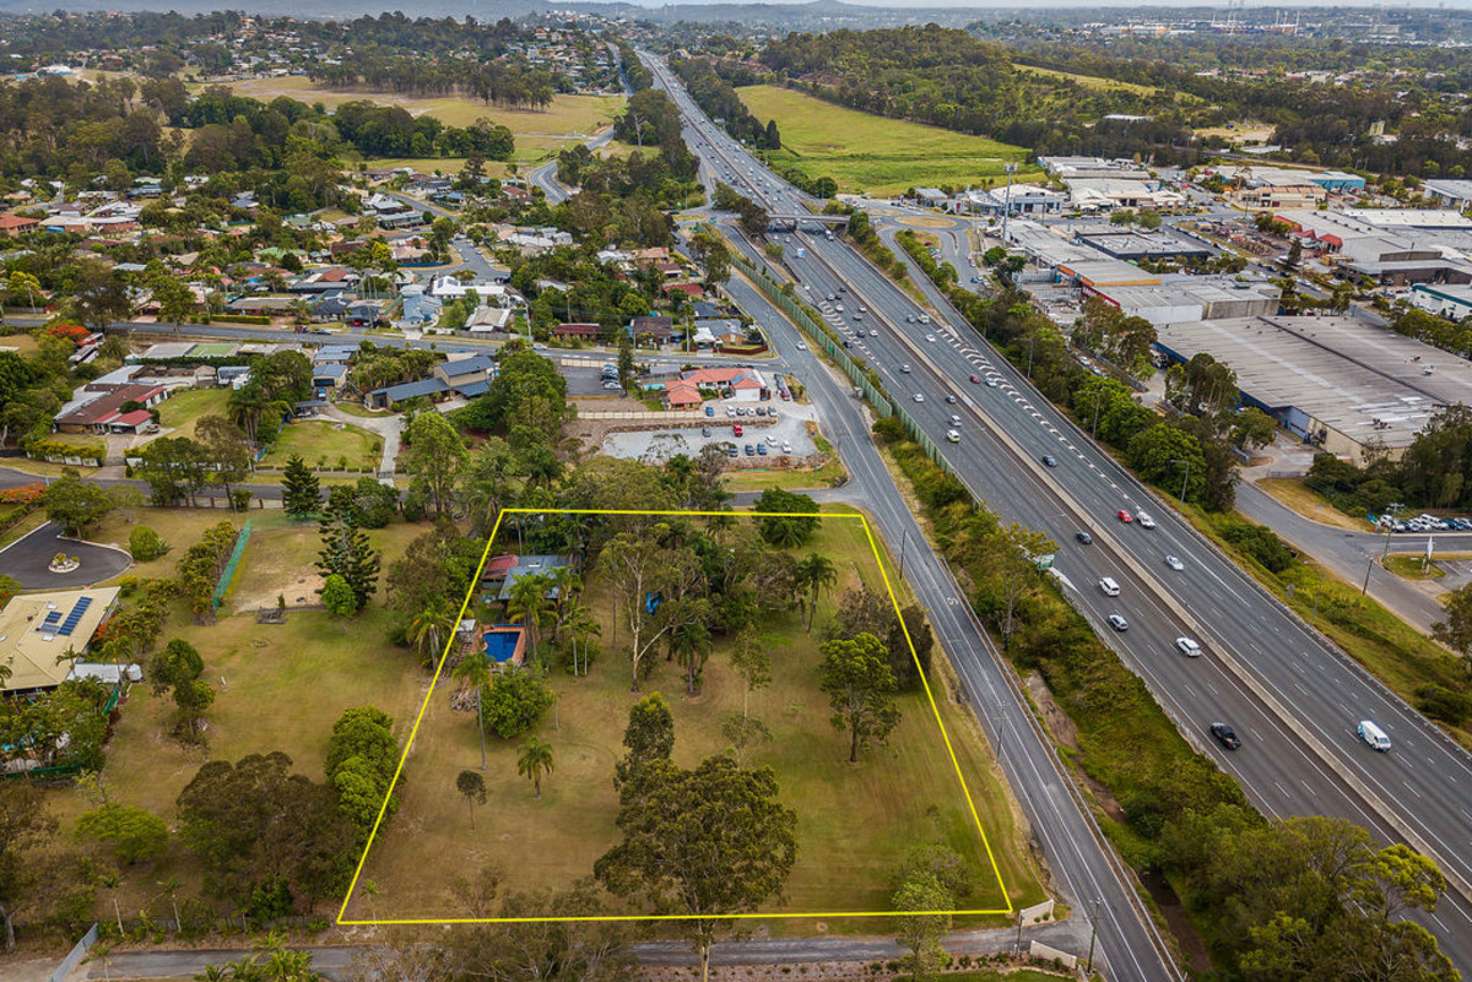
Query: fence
[[211, 520, 253, 611], [49, 922, 98, 982]]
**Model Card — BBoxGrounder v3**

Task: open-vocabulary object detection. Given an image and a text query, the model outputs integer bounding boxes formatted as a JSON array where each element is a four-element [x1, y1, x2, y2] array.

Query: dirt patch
[[1142, 870, 1214, 974], [1023, 672, 1126, 825]]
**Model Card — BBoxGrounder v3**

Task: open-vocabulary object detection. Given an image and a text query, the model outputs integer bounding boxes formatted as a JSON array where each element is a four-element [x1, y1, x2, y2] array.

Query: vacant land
[[261, 419, 381, 470], [1011, 63, 1163, 97], [347, 510, 1041, 930], [1193, 120, 1277, 144], [157, 388, 232, 439], [735, 85, 1038, 195], [203, 77, 623, 165], [1255, 477, 1373, 532]]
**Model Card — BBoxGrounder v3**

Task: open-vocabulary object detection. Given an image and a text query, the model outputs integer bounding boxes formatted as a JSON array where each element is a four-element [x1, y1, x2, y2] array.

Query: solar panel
[[56, 596, 92, 637]]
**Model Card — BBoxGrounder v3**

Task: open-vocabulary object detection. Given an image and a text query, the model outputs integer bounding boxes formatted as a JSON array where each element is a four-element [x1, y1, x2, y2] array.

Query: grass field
[[1011, 63, 1163, 97], [735, 85, 1038, 196], [157, 388, 232, 439], [202, 77, 623, 165], [1193, 120, 1277, 143], [346, 509, 1042, 930], [42, 511, 433, 919], [261, 419, 381, 470], [1384, 553, 1447, 581]]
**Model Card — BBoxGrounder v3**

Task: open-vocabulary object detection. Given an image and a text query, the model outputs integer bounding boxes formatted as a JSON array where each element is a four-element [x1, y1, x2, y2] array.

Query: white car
[[926, 334, 936, 343], [913, 393, 925, 403], [1175, 637, 1202, 658], [795, 342, 807, 351], [1136, 511, 1157, 529], [869, 330, 878, 337], [901, 364, 912, 373], [1165, 554, 1184, 571], [986, 377, 999, 388], [1098, 576, 1120, 597], [781, 442, 792, 453]]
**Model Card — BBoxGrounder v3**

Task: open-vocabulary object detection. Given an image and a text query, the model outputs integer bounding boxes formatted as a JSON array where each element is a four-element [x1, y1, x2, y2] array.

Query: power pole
[[1086, 897, 1103, 975], [1000, 161, 1017, 246]]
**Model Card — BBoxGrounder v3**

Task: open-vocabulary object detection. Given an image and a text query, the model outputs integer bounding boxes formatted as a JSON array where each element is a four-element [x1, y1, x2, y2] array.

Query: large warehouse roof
[[1155, 315, 1472, 451]]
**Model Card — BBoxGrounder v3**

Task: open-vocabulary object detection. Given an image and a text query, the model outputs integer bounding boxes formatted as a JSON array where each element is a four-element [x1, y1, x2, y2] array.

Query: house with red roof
[[663, 379, 703, 408], [0, 213, 39, 237], [55, 384, 167, 433], [682, 366, 768, 402]]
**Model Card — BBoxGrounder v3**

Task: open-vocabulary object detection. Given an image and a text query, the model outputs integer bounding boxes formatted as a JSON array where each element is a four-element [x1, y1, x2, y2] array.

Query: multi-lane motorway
[[641, 52, 1472, 972]]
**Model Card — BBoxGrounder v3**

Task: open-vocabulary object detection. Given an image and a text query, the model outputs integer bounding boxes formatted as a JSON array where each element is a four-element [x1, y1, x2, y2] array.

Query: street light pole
[[1171, 458, 1190, 504], [898, 526, 909, 580]]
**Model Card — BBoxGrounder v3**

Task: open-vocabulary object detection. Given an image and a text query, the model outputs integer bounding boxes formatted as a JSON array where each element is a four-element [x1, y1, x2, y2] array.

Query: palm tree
[[564, 601, 601, 677], [408, 599, 456, 668], [227, 384, 267, 443], [451, 646, 492, 770], [506, 573, 554, 655], [546, 565, 582, 643], [795, 554, 838, 632], [517, 737, 554, 798]]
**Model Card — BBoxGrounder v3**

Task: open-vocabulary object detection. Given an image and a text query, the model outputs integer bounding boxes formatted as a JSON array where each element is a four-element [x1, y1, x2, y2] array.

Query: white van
[[1098, 576, 1121, 597], [1357, 720, 1392, 752]]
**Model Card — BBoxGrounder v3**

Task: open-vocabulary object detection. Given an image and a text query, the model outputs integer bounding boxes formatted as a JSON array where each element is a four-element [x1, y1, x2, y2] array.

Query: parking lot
[[1379, 512, 1472, 534], [601, 400, 820, 463]]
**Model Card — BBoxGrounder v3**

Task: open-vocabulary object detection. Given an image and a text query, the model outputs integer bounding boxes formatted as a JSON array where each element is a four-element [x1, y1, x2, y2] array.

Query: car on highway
[[1209, 722, 1242, 750], [969, 374, 981, 384], [1075, 531, 1093, 545], [919, 314, 931, 324], [901, 364, 912, 373], [1099, 576, 1120, 597], [1357, 720, 1392, 751], [906, 315, 916, 324], [986, 377, 999, 387], [913, 393, 925, 403], [1107, 613, 1129, 631], [858, 305, 867, 314], [795, 341, 807, 351], [827, 294, 837, 302], [1165, 555, 1184, 571], [1175, 637, 1202, 658], [1042, 454, 1057, 468], [1136, 511, 1157, 529], [944, 394, 957, 404], [869, 330, 879, 337], [926, 334, 936, 343], [1116, 509, 1133, 523], [946, 429, 960, 443]]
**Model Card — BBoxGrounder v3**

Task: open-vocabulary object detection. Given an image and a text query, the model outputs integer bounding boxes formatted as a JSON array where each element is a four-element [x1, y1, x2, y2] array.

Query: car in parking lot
[[1107, 613, 1129, 631], [724, 444, 739, 458], [744, 444, 755, 456], [1116, 509, 1133, 523], [726, 407, 736, 417], [1209, 722, 1241, 750], [1176, 637, 1202, 657], [732, 423, 743, 437], [701, 427, 711, 437], [782, 442, 792, 453], [1075, 531, 1093, 545], [704, 405, 715, 417], [1165, 554, 1184, 571], [757, 443, 768, 455], [1042, 454, 1057, 468], [601, 381, 622, 390]]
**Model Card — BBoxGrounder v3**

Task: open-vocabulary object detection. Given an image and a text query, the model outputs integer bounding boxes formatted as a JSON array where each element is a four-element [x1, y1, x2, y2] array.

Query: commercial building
[[1423, 180, 1472, 210], [959, 185, 1067, 216], [1064, 178, 1184, 211], [1038, 156, 1152, 181], [1411, 283, 1472, 321], [1074, 231, 1213, 263], [0, 588, 122, 695], [1338, 208, 1472, 231], [1093, 278, 1281, 327], [1055, 258, 1162, 289], [1154, 314, 1472, 463]]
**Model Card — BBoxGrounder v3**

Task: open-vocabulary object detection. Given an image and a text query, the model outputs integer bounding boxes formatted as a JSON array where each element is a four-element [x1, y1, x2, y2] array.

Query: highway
[[649, 56, 1182, 981], [641, 51, 1472, 971], [718, 252, 1178, 982]]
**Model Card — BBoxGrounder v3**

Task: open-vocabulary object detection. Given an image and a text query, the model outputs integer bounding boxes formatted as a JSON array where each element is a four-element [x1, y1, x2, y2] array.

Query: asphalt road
[[0, 520, 132, 588], [642, 51, 1472, 972], [649, 54, 1179, 981]]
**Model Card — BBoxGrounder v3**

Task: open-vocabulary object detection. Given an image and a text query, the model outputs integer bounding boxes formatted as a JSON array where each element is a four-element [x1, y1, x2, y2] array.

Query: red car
[[969, 373, 981, 384], [1116, 509, 1133, 523], [733, 423, 743, 437]]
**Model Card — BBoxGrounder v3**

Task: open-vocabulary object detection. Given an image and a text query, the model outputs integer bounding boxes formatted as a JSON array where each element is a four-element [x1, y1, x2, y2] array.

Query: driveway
[[0, 521, 132, 589], [322, 405, 402, 478]]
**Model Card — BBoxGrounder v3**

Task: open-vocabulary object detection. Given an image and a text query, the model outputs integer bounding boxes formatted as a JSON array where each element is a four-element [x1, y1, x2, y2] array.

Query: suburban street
[[642, 50, 1472, 972]]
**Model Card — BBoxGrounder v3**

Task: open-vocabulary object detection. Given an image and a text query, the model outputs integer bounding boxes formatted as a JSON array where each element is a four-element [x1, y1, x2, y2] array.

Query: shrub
[[1416, 684, 1472, 726], [481, 668, 554, 740], [128, 525, 169, 561], [1218, 518, 1296, 574]]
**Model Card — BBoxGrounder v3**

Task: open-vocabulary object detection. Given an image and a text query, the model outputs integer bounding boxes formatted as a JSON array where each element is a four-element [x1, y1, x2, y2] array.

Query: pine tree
[[317, 495, 380, 610], [282, 454, 321, 519]]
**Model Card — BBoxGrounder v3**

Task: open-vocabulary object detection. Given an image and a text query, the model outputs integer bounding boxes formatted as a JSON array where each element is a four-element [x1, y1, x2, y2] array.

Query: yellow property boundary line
[[336, 506, 1013, 925]]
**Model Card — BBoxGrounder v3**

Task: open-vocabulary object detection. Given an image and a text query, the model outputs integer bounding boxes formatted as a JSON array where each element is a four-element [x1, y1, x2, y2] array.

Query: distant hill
[[0, 0, 983, 28]]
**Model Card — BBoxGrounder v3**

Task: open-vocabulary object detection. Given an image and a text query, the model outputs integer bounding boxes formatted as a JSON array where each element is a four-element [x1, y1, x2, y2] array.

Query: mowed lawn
[[349, 511, 1043, 930], [261, 419, 381, 470], [156, 388, 232, 439], [207, 77, 623, 165], [736, 84, 1039, 195]]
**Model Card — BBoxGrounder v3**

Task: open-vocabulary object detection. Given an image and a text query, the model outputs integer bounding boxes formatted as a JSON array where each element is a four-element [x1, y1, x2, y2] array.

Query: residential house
[[552, 322, 601, 340], [54, 384, 168, 433], [628, 315, 674, 346], [433, 354, 495, 388], [0, 588, 123, 695]]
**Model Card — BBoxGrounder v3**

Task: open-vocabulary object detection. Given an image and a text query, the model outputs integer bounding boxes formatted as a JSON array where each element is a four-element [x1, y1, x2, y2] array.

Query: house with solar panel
[[0, 587, 124, 696]]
